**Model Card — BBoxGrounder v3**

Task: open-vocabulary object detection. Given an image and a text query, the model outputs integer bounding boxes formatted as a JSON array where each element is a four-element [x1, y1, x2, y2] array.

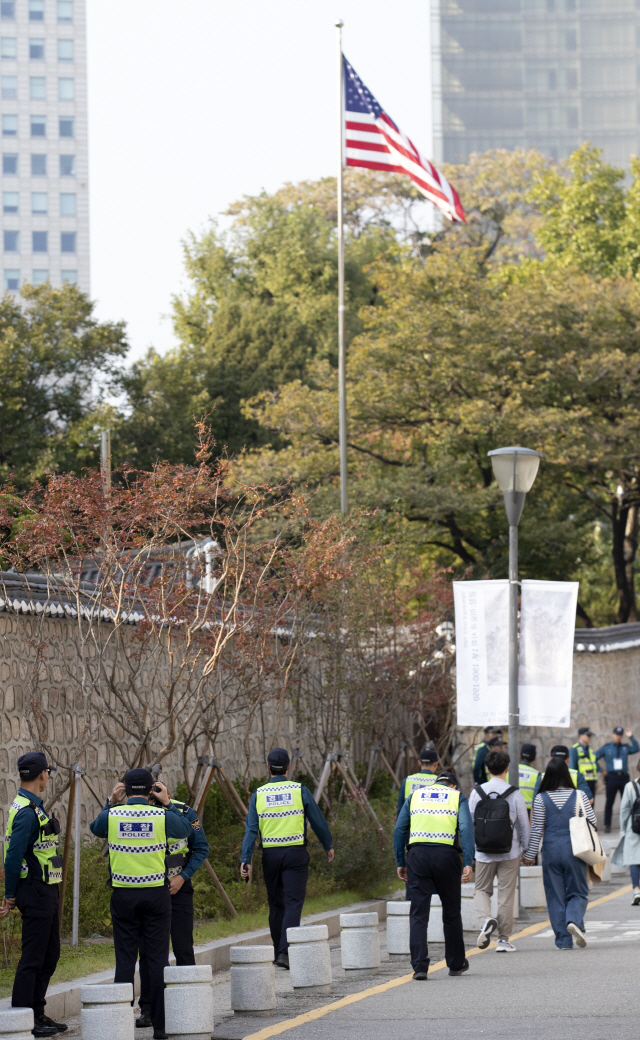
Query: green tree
[[0, 282, 127, 486]]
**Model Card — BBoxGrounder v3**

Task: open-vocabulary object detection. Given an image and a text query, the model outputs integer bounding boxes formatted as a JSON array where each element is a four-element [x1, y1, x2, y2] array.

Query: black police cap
[[550, 745, 569, 758], [124, 768, 154, 793], [613, 726, 624, 735], [18, 752, 56, 780], [267, 748, 290, 772], [520, 743, 537, 760], [435, 771, 458, 787], [578, 727, 594, 736], [420, 749, 438, 763]]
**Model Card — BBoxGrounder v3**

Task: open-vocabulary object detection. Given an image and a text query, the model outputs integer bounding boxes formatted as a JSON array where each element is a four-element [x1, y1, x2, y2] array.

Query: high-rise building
[[432, 0, 639, 168], [0, 0, 88, 294]]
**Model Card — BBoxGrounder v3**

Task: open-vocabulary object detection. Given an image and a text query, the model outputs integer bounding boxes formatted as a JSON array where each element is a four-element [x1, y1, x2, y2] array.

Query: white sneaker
[[632, 889, 640, 906], [567, 922, 587, 948], [495, 940, 516, 953], [477, 917, 498, 949]]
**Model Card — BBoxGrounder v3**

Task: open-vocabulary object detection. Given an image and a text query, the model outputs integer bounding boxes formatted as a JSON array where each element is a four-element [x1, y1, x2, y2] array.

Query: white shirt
[[468, 777, 531, 862]]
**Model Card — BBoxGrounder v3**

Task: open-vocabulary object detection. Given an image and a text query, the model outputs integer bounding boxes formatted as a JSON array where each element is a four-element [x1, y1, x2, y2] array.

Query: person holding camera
[[90, 769, 192, 1040], [0, 752, 66, 1038]]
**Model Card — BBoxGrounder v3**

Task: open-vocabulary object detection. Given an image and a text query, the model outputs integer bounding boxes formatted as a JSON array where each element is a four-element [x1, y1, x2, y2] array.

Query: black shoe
[[37, 1018, 67, 1035], [152, 1032, 168, 1040], [412, 971, 428, 980], [449, 958, 470, 977], [136, 1015, 152, 1029], [274, 952, 290, 969], [605, 826, 611, 833], [31, 1025, 58, 1039]]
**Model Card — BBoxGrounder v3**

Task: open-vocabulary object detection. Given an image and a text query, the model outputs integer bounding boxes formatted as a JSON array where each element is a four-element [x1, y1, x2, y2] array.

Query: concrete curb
[[0, 894, 402, 1021]]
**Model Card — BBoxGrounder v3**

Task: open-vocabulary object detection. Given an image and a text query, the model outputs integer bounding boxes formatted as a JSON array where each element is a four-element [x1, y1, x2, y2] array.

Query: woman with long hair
[[612, 760, 640, 905], [523, 756, 597, 950]]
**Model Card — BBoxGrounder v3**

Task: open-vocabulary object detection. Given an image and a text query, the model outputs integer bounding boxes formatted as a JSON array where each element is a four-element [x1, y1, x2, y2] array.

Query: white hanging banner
[[518, 578, 578, 727], [453, 580, 509, 727]]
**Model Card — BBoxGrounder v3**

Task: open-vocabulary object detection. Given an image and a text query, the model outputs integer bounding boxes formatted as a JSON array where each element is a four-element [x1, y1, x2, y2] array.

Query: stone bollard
[[164, 964, 213, 1040], [0, 1007, 34, 1040], [230, 946, 276, 1016], [286, 925, 332, 993], [81, 983, 134, 1040], [386, 902, 410, 959], [460, 883, 478, 931], [520, 865, 546, 909], [340, 912, 380, 974]]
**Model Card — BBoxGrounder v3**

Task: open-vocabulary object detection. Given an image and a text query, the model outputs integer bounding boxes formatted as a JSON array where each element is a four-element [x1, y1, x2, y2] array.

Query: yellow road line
[[242, 883, 633, 1040]]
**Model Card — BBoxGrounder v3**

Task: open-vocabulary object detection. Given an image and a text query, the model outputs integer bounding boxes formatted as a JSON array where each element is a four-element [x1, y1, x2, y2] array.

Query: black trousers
[[605, 772, 629, 828], [12, 880, 60, 1018], [406, 844, 465, 974], [139, 882, 195, 1015], [262, 847, 309, 957], [111, 885, 171, 1032]]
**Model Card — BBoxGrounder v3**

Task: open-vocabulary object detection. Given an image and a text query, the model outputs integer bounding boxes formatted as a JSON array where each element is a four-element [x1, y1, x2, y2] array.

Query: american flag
[[343, 56, 465, 224]]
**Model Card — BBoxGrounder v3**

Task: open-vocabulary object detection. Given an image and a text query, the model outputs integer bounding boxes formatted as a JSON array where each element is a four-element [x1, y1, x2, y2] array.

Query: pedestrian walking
[[396, 749, 440, 816], [523, 757, 598, 950], [569, 727, 598, 802], [473, 729, 503, 785], [136, 786, 210, 1028], [0, 753, 66, 1038], [240, 748, 333, 969], [90, 769, 193, 1040], [533, 746, 593, 805], [516, 744, 539, 816], [611, 760, 640, 906], [595, 727, 640, 833], [394, 772, 474, 980], [469, 749, 530, 954]]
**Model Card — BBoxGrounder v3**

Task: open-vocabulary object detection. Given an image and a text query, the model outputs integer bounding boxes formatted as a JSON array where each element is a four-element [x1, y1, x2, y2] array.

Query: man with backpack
[[468, 749, 530, 954]]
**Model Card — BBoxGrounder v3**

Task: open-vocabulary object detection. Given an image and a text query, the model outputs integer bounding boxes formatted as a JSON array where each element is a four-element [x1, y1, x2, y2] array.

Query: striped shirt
[[526, 788, 597, 860]]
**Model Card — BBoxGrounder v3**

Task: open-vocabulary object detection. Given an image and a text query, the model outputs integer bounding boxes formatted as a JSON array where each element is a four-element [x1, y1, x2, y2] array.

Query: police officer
[[90, 769, 192, 1040], [136, 787, 210, 1028], [396, 749, 440, 816], [517, 744, 539, 816], [394, 771, 475, 980], [240, 749, 333, 969], [0, 753, 65, 1038], [595, 726, 640, 833], [570, 728, 598, 802], [473, 731, 504, 785], [533, 746, 593, 805]]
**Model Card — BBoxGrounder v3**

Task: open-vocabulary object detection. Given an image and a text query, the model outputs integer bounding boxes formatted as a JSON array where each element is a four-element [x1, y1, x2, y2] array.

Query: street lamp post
[[487, 447, 543, 787]]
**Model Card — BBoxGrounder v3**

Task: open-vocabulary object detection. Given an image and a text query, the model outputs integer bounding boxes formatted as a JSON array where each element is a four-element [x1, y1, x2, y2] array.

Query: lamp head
[[487, 447, 543, 493]]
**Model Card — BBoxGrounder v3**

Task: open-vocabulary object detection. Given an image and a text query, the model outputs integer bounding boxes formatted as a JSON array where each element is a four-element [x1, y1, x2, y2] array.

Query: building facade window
[[3, 190, 17, 212], [31, 191, 47, 213], [0, 2, 15, 21], [4, 268, 19, 289], [58, 77, 74, 100], [60, 231, 75, 252], [59, 154, 74, 176], [4, 229, 18, 251], [59, 191, 75, 215], [57, 0, 72, 22], [2, 114, 17, 136], [59, 116, 73, 137], [30, 114, 46, 137], [57, 38, 73, 60], [32, 268, 48, 284], [3, 152, 17, 174], [31, 153, 46, 175], [29, 38, 44, 60], [1, 36, 16, 58], [2, 73, 16, 98], [29, 0, 44, 21], [32, 230, 47, 252], [61, 268, 76, 284], [30, 76, 46, 100]]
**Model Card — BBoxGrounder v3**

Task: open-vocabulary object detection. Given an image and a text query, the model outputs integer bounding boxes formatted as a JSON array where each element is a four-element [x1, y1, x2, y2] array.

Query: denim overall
[[541, 790, 589, 949]]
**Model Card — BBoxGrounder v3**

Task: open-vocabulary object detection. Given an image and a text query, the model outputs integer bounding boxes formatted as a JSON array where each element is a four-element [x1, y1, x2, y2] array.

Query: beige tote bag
[[569, 792, 606, 865]]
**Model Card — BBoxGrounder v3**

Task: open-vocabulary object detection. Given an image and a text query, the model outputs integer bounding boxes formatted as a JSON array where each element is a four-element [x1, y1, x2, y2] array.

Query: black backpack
[[473, 785, 517, 854], [631, 781, 640, 835]]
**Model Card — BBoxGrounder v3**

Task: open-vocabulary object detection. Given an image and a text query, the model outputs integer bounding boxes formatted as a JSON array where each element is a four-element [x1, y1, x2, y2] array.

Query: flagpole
[[336, 20, 347, 514]]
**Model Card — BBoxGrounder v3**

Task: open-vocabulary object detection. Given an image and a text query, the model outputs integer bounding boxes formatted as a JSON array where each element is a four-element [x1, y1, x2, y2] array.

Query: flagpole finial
[[336, 20, 343, 28]]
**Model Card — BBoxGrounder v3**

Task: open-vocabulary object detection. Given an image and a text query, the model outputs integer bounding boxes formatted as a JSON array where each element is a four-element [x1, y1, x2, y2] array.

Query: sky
[[85, 0, 433, 362]]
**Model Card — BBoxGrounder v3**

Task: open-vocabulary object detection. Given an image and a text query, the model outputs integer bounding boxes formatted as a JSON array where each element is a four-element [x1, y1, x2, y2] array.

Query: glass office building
[[432, 0, 640, 167]]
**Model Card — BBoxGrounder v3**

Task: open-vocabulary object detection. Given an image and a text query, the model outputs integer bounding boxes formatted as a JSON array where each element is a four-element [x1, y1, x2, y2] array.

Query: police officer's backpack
[[473, 786, 517, 854], [631, 781, 640, 835]]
